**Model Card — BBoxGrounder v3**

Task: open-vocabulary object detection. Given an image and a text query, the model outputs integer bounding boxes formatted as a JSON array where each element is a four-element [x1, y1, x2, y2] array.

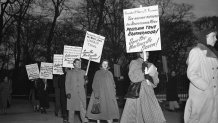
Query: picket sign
[[123, 5, 161, 53], [25, 63, 40, 80], [62, 45, 82, 68], [39, 62, 53, 79], [53, 54, 64, 75], [81, 31, 105, 75], [85, 57, 91, 76]]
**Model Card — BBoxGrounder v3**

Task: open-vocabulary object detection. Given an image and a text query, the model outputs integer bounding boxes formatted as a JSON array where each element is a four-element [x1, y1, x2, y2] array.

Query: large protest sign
[[53, 54, 64, 75], [62, 45, 82, 68], [39, 62, 53, 79], [26, 63, 40, 80], [81, 31, 105, 63], [123, 5, 161, 53]]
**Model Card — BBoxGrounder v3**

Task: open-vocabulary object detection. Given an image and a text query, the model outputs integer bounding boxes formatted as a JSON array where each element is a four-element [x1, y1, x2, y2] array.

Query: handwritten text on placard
[[53, 54, 64, 75], [123, 5, 161, 53], [81, 31, 105, 63], [39, 62, 53, 79], [62, 45, 82, 68], [26, 63, 40, 80]]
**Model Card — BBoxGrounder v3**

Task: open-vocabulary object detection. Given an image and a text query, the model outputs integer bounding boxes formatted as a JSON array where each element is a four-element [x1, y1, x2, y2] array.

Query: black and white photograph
[[0, 0, 218, 123]]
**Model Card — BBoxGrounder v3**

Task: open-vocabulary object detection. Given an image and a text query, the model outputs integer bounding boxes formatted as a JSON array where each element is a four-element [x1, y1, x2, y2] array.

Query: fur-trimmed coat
[[184, 43, 218, 123]]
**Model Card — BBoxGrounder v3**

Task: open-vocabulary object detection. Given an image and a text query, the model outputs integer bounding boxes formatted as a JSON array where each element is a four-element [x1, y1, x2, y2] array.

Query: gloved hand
[[144, 74, 154, 84], [66, 93, 71, 99], [84, 75, 88, 83]]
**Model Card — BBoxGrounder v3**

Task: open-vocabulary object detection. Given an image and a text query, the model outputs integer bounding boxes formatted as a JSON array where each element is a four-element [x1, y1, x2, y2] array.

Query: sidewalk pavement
[[0, 99, 184, 123]]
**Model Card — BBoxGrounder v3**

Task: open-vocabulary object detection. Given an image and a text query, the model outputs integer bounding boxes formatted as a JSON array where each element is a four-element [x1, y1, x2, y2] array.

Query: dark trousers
[[54, 88, 61, 113], [38, 89, 49, 108], [60, 87, 67, 119]]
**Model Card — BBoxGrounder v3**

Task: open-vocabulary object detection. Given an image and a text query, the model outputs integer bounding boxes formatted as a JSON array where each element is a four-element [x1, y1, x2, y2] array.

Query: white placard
[[53, 54, 64, 75], [39, 62, 53, 79], [62, 45, 82, 68], [123, 5, 161, 53], [81, 31, 105, 63], [25, 63, 40, 80]]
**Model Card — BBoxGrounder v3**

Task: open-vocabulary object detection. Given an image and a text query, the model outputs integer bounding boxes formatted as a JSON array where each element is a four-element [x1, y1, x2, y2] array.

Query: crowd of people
[[26, 53, 166, 123], [29, 27, 217, 123], [1, 27, 217, 123], [57, 52, 166, 123]]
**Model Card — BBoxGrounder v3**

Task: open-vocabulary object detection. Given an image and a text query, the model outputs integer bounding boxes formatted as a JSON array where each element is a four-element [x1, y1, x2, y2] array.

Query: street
[[0, 99, 184, 123]]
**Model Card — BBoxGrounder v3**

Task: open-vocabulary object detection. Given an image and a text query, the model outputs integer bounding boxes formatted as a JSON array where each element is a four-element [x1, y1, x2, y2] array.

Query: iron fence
[[154, 74, 189, 101]]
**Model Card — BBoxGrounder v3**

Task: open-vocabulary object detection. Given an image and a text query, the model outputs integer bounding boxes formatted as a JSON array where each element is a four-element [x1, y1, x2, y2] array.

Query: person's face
[[102, 61, 108, 70], [74, 60, 81, 69], [206, 32, 217, 46]]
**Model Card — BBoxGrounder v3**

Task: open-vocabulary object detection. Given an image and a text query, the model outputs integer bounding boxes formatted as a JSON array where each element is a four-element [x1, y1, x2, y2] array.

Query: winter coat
[[65, 68, 86, 111], [184, 43, 218, 123], [120, 58, 166, 123], [86, 69, 119, 120]]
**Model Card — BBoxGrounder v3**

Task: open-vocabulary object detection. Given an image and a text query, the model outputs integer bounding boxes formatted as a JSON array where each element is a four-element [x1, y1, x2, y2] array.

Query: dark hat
[[196, 28, 217, 45]]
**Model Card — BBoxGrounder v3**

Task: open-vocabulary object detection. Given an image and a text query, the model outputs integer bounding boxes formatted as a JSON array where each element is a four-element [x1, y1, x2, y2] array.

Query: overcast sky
[[73, 0, 218, 19], [173, 0, 218, 18]]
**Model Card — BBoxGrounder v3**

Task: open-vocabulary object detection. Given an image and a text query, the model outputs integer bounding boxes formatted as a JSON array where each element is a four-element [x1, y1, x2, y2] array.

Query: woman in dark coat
[[86, 59, 119, 123]]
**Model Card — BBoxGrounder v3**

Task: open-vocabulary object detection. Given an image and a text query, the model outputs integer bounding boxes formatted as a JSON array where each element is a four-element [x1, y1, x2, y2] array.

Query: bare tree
[[45, 0, 65, 62], [0, 0, 16, 44], [11, 0, 33, 75]]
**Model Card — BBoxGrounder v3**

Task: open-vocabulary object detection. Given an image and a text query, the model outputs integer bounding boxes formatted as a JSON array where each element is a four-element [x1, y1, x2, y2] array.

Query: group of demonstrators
[[24, 5, 166, 123], [53, 53, 165, 123], [25, 4, 218, 123], [64, 58, 120, 123]]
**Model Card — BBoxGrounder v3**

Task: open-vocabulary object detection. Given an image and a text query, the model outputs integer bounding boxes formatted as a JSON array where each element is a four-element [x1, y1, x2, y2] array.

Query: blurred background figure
[[166, 71, 180, 111], [29, 79, 39, 112], [0, 76, 11, 114], [7, 77, 12, 108], [60, 67, 68, 123], [53, 74, 61, 116], [36, 78, 49, 114], [53, 67, 68, 122]]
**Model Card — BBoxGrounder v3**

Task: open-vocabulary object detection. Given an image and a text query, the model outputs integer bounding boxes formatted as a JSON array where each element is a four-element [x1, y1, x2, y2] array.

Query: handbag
[[91, 98, 101, 114], [125, 82, 142, 99]]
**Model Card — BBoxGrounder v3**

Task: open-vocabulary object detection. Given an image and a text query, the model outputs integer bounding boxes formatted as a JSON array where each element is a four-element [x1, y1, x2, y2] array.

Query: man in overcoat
[[65, 59, 88, 123]]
